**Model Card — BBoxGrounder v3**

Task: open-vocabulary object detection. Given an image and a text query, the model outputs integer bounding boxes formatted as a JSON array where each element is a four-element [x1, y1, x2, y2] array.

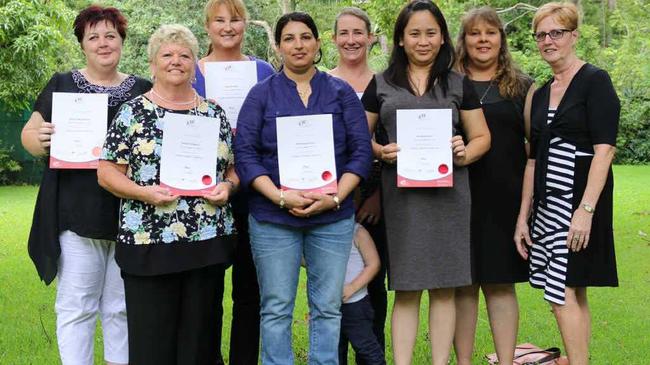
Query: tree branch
[[249, 19, 280, 66]]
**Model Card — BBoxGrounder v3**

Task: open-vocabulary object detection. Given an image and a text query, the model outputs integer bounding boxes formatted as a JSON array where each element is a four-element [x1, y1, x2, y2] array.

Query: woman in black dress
[[452, 7, 534, 365], [21, 6, 151, 365], [514, 3, 619, 364]]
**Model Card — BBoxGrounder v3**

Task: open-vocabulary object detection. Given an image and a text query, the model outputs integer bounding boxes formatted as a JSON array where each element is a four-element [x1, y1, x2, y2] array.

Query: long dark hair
[[274, 12, 322, 64], [385, 0, 454, 96]]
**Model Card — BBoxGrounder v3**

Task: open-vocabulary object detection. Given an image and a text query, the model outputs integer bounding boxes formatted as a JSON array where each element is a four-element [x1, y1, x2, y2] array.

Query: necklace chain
[[479, 81, 494, 105], [150, 88, 198, 106]]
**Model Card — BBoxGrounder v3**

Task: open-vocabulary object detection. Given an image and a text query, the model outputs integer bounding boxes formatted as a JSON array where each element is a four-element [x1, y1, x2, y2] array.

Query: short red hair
[[73, 5, 127, 43]]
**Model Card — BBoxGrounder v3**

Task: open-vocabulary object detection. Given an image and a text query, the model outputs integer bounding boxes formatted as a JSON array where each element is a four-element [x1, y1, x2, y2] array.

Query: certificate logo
[[202, 175, 213, 185], [438, 164, 449, 174], [185, 119, 196, 127], [417, 113, 427, 120], [321, 170, 332, 181]]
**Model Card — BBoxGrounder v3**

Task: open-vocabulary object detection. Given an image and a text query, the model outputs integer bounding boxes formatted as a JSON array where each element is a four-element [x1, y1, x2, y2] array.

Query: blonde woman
[[192, 1, 275, 363], [453, 7, 534, 365], [515, 3, 619, 364], [329, 8, 389, 361], [98, 24, 238, 363]]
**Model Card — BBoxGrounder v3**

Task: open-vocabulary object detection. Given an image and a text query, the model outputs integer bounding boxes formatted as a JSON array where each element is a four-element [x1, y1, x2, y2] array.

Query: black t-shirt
[[33, 70, 152, 240]]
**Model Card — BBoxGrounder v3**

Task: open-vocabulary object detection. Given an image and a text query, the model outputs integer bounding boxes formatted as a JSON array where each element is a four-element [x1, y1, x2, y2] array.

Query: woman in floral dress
[[97, 24, 238, 364]]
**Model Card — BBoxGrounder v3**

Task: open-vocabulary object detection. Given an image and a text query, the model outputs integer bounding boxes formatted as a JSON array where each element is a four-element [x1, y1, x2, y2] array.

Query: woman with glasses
[[514, 3, 619, 364]]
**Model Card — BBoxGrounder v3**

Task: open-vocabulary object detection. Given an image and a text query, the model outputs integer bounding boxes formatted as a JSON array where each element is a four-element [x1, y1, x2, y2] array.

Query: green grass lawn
[[1, 165, 649, 364]]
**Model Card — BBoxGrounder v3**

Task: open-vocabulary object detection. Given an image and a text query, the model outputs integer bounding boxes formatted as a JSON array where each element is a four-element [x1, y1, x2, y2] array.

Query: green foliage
[[2, 0, 648, 162], [0, 140, 21, 185], [0, 0, 77, 112]]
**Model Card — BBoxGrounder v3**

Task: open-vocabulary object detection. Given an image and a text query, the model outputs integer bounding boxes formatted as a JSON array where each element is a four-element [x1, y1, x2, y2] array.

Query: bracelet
[[279, 189, 285, 209], [332, 195, 341, 211]]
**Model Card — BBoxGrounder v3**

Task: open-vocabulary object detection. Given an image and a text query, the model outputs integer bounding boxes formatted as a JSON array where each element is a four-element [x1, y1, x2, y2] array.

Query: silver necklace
[[479, 81, 494, 105]]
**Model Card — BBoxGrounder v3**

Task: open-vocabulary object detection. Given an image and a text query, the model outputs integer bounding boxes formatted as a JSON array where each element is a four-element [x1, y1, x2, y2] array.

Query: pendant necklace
[[479, 81, 494, 105]]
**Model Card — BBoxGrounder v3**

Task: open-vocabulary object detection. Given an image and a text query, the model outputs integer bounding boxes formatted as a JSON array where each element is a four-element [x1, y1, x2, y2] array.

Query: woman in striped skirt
[[514, 3, 619, 365]]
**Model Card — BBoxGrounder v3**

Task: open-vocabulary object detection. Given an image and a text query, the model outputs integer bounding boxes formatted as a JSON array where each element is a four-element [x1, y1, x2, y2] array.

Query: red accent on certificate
[[276, 114, 338, 194], [159, 113, 220, 196], [49, 92, 108, 169], [396, 109, 453, 188]]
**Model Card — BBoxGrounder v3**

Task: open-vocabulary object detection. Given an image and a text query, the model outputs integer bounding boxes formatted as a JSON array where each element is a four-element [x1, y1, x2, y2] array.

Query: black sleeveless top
[[28, 70, 151, 284]]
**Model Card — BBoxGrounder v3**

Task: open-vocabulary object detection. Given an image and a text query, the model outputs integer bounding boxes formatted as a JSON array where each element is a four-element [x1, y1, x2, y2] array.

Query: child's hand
[[342, 284, 356, 302]]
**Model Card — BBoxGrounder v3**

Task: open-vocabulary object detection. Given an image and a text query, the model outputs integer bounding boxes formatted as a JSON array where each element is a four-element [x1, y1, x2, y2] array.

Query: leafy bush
[[0, 141, 21, 185]]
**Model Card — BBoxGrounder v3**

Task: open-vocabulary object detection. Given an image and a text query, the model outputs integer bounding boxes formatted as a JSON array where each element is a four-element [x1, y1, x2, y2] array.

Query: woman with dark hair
[[361, 1, 490, 364], [234, 11, 372, 364], [453, 7, 534, 365], [20, 5, 151, 365], [192, 1, 275, 363]]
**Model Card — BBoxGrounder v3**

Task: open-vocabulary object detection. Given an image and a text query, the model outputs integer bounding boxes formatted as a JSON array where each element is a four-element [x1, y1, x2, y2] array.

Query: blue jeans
[[249, 215, 354, 365]]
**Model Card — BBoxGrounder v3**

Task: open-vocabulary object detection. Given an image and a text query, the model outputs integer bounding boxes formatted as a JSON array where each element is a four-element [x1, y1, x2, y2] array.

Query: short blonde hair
[[147, 24, 199, 63], [532, 2, 580, 32], [204, 0, 248, 24]]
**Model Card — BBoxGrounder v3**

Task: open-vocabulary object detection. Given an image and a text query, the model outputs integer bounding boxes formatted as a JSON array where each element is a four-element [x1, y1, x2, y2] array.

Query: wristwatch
[[581, 203, 595, 214], [332, 195, 341, 211], [279, 189, 285, 209]]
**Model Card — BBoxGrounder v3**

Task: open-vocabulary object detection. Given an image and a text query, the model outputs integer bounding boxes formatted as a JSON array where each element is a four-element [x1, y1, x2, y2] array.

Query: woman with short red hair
[[21, 5, 150, 365]]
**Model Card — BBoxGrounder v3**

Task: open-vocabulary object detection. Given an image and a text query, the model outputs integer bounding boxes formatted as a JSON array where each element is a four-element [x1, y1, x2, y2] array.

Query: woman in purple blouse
[[233, 12, 372, 365]]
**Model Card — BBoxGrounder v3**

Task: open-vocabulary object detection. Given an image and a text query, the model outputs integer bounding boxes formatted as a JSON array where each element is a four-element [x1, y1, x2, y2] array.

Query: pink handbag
[[485, 343, 569, 365]]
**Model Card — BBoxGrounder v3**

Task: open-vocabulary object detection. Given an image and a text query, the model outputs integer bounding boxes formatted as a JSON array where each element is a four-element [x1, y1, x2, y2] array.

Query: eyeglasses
[[532, 29, 574, 42]]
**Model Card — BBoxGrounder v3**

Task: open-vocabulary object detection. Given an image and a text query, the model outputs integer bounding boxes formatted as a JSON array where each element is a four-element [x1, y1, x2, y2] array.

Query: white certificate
[[396, 109, 453, 187], [160, 113, 220, 196], [49, 92, 108, 169], [204, 61, 257, 130], [276, 114, 338, 194]]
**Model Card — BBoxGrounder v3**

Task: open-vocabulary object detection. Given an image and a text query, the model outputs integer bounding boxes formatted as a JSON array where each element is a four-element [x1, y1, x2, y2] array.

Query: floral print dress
[[102, 95, 236, 275]]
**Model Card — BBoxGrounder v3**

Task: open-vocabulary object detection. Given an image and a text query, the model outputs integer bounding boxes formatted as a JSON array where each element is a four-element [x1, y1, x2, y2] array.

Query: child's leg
[[343, 297, 386, 365]]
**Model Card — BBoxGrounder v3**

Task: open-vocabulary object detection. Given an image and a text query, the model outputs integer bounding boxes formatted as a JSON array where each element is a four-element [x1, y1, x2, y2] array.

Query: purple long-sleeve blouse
[[234, 69, 372, 227]]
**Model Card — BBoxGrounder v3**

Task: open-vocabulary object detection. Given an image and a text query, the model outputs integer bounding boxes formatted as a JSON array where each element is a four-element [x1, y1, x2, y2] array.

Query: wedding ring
[[572, 237, 579, 242]]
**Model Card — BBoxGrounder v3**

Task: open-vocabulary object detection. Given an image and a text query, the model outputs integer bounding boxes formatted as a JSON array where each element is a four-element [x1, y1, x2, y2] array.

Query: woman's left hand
[[202, 182, 232, 206], [567, 208, 593, 252], [289, 192, 338, 218], [451, 135, 467, 165]]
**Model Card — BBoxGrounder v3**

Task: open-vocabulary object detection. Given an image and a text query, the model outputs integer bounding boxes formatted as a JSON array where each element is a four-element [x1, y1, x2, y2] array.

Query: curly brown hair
[[455, 7, 529, 99]]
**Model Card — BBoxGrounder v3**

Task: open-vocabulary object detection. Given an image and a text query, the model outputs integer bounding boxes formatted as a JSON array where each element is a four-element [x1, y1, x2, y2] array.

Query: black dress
[[468, 79, 532, 284], [529, 64, 619, 305], [27, 70, 151, 284]]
